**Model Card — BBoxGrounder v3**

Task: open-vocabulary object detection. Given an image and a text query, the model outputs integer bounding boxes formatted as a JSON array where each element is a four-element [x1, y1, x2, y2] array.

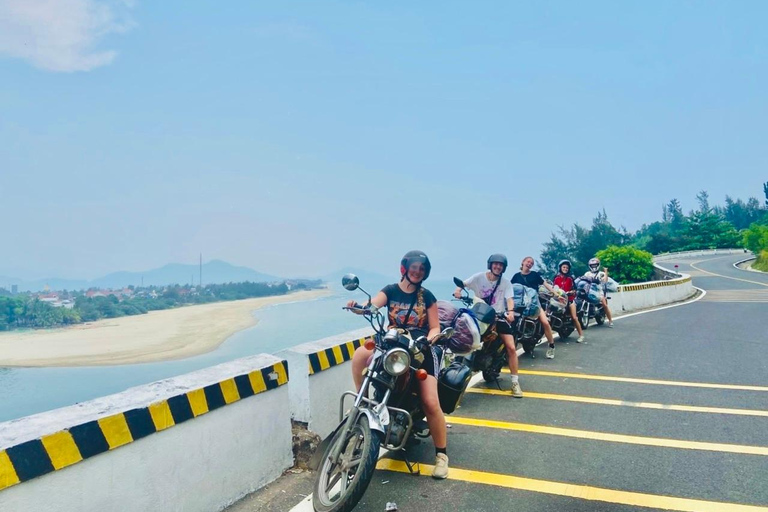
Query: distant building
[[11, 285, 18, 294]]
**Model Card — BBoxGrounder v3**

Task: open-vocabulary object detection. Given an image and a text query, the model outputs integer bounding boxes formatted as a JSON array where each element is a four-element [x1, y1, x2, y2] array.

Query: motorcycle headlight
[[382, 348, 410, 376]]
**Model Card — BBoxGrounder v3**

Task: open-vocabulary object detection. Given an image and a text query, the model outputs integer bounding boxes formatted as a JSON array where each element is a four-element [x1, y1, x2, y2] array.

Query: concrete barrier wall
[[0, 355, 292, 512], [278, 327, 372, 438], [653, 248, 746, 261]]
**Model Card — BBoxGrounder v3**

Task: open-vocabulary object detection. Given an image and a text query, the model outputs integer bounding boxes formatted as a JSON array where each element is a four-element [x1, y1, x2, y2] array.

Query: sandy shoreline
[[0, 289, 332, 367]]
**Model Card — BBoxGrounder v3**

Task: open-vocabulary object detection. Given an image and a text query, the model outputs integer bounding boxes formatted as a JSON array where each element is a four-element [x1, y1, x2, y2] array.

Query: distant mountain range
[[0, 260, 283, 292]]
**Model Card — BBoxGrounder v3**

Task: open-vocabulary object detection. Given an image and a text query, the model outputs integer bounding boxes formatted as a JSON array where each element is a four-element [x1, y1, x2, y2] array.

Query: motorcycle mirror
[[453, 277, 465, 288], [441, 327, 454, 339], [341, 274, 360, 291]]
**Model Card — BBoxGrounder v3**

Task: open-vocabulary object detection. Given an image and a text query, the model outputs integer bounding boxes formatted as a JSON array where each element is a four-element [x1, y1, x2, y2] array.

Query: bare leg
[[502, 333, 518, 375], [418, 376, 446, 449], [602, 298, 613, 322], [351, 346, 373, 391], [569, 303, 584, 336], [539, 310, 555, 344]]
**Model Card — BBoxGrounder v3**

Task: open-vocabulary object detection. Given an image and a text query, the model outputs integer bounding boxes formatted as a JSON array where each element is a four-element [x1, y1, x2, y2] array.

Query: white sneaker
[[432, 453, 449, 479], [576, 335, 585, 343], [546, 347, 555, 359], [607, 321, 614, 328], [510, 381, 523, 398]]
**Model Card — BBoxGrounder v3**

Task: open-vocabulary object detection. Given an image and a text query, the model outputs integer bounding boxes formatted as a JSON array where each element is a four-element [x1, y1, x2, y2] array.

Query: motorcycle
[[312, 274, 460, 512], [573, 278, 608, 330], [539, 284, 576, 339], [450, 277, 510, 383], [511, 283, 544, 358]]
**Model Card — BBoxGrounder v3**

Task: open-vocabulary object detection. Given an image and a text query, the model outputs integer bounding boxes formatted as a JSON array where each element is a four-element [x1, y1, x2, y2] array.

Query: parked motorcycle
[[450, 277, 509, 382], [574, 278, 607, 330], [511, 283, 544, 358], [539, 284, 576, 339], [312, 274, 460, 512]]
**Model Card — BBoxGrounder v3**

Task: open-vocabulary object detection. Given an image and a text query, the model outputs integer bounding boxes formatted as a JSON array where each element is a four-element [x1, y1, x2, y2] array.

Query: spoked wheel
[[313, 415, 380, 512], [579, 311, 589, 330]]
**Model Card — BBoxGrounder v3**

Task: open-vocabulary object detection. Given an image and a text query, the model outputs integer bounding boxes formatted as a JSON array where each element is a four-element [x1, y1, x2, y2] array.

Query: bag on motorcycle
[[437, 300, 481, 355], [511, 283, 540, 317], [604, 277, 619, 293], [438, 360, 472, 414], [574, 278, 591, 297], [587, 283, 604, 304]]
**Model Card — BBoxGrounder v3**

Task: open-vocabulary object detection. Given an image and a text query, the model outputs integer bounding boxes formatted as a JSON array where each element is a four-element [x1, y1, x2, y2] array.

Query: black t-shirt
[[381, 284, 437, 338], [511, 271, 544, 290]]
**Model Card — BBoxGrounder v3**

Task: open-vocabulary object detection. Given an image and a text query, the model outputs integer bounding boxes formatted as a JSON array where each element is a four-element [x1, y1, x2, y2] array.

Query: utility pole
[[199, 253, 203, 288]]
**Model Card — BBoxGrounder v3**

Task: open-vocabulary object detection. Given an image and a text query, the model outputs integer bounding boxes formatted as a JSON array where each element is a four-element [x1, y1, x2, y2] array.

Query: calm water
[[0, 280, 456, 422]]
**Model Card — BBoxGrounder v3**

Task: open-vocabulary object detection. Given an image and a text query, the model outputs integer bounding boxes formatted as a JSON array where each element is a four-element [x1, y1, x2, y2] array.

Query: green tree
[[595, 246, 654, 284], [743, 224, 768, 254]]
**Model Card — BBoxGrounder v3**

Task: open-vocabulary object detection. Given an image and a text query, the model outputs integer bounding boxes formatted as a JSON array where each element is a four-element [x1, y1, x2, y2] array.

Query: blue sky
[[1, 1, 766, 281]]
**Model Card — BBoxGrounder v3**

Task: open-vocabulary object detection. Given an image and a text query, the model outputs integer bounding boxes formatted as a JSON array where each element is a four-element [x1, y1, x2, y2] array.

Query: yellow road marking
[[507, 369, 768, 392], [690, 260, 768, 287], [447, 416, 768, 456], [466, 388, 768, 417], [377, 459, 768, 512]]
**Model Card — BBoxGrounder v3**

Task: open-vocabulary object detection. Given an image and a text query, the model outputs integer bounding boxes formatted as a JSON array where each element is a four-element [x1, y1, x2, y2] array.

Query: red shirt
[[554, 274, 576, 301]]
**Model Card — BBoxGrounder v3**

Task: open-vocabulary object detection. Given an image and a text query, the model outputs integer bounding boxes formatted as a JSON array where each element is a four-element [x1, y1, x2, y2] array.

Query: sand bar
[[0, 289, 331, 367]]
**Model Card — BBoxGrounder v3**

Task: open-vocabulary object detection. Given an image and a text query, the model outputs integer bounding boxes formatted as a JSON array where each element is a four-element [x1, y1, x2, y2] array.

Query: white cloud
[[0, 0, 135, 72]]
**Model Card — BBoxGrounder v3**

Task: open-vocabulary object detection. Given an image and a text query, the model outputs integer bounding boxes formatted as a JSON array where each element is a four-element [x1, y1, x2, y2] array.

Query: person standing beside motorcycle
[[453, 253, 524, 398], [511, 256, 558, 359], [583, 257, 614, 327], [552, 259, 586, 343], [347, 250, 450, 479]]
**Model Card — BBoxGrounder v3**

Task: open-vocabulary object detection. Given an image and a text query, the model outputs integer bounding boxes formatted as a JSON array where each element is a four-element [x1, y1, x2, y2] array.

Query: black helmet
[[558, 259, 572, 273], [400, 250, 431, 282], [588, 257, 600, 272], [487, 253, 508, 275]]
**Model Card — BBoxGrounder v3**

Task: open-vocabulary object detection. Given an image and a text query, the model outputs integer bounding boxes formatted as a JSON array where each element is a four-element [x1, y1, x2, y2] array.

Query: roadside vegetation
[[0, 280, 321, 332], [541, 182, 768, 282]]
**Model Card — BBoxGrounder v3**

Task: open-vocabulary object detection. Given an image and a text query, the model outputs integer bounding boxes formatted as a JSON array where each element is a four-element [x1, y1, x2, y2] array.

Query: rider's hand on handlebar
[[504, 311, 515, 323], [453, 288, 462, 299]]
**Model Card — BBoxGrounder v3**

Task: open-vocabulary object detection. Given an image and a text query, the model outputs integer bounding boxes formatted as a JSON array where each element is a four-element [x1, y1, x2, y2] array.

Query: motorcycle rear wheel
[[313, 415, 380, 512], [595, 313, 605, 325], [558, 326, 574, 339]]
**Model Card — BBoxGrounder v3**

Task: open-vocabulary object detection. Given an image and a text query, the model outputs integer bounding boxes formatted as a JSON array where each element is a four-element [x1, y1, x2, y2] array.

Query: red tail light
[[416, 369, 428, 381]]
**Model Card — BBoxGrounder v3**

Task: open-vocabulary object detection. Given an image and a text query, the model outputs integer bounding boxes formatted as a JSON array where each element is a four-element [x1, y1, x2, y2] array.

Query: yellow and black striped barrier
[[618, 276, 691, 292], [0, 360, 288, 492], [308, 336, 370, 375]]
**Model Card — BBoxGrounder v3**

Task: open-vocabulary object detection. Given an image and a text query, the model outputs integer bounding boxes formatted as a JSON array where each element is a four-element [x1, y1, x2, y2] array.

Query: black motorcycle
[[574, 278, 607, 330], [312, 274, 463, 512], [451, 277, 510, 382], [539, 285, 576, 339]]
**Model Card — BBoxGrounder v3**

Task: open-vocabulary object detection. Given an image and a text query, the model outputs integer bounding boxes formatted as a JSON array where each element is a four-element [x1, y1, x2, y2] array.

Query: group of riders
[[346, 250, 616, 480]]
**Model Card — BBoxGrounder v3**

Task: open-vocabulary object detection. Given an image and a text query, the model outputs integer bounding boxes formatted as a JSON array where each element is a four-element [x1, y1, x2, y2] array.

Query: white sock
[[510, 374, 519, 383]]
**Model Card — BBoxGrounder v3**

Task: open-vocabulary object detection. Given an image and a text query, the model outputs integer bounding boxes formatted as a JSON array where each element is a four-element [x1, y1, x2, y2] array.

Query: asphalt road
[[347, 253, 768, 512]]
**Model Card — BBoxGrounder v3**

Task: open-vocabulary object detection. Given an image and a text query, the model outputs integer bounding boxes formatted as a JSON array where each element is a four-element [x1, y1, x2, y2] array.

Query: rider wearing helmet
[[553, 259, 585, 342], [348, 250, 449, 479], [583, 257, 614, 327], [453, 253, 523, 398]]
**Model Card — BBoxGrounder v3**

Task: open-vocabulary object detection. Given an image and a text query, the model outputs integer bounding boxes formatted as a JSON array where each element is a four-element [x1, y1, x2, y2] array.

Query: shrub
[[595, 246, 654, 284]]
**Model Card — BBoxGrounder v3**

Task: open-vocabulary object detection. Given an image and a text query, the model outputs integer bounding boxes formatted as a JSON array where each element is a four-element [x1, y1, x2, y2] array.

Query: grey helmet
[[558, 259, 572, 274], [487, 253, 508, 275], [588, 257, 601, 272]]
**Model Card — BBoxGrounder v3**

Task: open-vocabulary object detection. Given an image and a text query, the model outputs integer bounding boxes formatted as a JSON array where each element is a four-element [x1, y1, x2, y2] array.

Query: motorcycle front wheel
[[559, 326, 574, 339], [595, 312, 605, 325], [313, 415, 381, 512], [579, 311, 590, 330]]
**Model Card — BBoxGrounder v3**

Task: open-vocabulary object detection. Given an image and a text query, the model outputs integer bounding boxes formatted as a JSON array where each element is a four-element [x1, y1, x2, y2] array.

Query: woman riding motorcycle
[[583, 257, 614, 327], [453, 253, 523, 398], [552, 259, 586, 343], [347, 250, 449, 479]]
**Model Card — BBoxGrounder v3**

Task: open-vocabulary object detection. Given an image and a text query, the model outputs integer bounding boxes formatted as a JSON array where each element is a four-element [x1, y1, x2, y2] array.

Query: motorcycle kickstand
[[400, 449, 421, 476]]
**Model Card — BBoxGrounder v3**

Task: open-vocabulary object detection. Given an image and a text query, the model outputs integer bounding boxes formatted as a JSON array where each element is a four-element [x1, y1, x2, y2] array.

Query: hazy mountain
[[0, 260, 282, 292]]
